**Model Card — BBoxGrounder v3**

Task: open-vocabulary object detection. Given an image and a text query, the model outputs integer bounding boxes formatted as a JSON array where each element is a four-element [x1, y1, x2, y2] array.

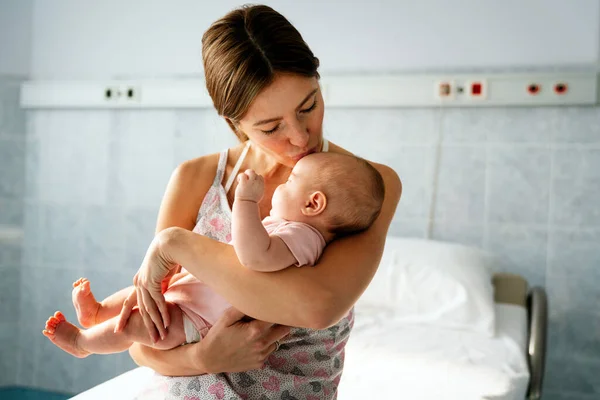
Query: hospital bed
[[71, 238, 548, 400]]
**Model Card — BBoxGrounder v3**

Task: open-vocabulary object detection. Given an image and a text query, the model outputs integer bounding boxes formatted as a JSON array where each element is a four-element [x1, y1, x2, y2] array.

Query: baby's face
[[270, 156, 318, 221]]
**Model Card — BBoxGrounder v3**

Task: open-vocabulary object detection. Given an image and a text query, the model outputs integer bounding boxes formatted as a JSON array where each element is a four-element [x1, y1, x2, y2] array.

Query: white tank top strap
[[322, 138, 329, 152], [213, 149, 229, 186], [224, 140, 251, 193]]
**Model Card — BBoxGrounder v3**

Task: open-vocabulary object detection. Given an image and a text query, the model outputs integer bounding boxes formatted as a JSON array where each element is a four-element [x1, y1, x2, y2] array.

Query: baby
[[42, 152, 385, 358]]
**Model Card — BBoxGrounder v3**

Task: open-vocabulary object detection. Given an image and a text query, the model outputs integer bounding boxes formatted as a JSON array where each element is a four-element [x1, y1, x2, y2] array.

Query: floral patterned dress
[[136, 141, 354, 400]]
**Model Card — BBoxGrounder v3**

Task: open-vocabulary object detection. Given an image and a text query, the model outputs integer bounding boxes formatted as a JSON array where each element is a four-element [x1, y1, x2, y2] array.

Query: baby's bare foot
[[72, 278, 100, 328], [42, 311, 90, 358]]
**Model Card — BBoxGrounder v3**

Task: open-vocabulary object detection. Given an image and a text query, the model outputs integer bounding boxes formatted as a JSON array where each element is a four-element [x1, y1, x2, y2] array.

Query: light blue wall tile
[[39, 204, 85, 266], [0, 137, 25, 198], [434, 145, 486, 223], [441, 107, 554, 144], [547, 229, 600, 311], [544, 355, 600, 395], [24, 133, 39, 201], [123, 208, 158, 271], [0, 268, 20, 324], [0, 80, 26, 137], [21, 201, 42, 266], [381, 146, 436, 221], [109, 111, 175, 209], [544, 391, 599, 400], [325, 108, 440, 146], [561, 311, 600, 360], [431, 221, 484, 248], [15, 314, 40, 387], [440, 108, 488, 144], [174, 110, 238, 166], [82, 205, 126, 273], [551, 148, 600, 227], [487, 146, 551, 224], [0, 322, 17, 386], [553, 107, 600, 144], [484, 224, 547, 287], [0, 197, 24, 226], [486, 107, 555, 144], [0, 242, 21, 270], [34, 111, 111, 206]]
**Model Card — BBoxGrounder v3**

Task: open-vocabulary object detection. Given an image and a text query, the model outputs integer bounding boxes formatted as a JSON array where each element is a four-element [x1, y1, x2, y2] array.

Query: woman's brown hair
[[202, 4, 320, 141]]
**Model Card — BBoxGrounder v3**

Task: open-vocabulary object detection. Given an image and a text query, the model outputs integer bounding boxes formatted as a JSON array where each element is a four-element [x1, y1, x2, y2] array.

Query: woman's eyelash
[[300, 100, 317, 113], [262, 126, 279, 135], [261, 100, 317, 135]]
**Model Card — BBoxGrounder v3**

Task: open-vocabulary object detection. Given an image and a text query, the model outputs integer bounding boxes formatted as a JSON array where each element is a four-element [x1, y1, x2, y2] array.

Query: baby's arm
[[232, 170, 296, 272]]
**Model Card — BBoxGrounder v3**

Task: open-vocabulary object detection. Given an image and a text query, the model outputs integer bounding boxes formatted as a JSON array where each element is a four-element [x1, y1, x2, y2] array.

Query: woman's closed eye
[[261, 100, 318, 135], [300, 99, 317, 114]]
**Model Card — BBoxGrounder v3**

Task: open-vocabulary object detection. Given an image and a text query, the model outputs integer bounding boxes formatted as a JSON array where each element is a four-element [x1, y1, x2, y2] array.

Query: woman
[[121, 4, 401, 399]]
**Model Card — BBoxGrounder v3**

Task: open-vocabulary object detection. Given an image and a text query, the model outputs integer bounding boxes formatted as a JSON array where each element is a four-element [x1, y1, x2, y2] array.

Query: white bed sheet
[[338, 303, 530, 400], [70, 304, 529, 400]]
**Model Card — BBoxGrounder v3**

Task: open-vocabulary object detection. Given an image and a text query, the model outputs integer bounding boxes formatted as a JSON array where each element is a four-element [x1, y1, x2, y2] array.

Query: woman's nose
[[288, 121, 310, 148]]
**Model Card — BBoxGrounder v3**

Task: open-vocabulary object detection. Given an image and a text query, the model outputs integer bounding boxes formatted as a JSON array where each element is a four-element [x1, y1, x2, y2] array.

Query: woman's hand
[[198, 307, 292, 373], [115, 235, 178, 342], [128, 306, 292, 376]]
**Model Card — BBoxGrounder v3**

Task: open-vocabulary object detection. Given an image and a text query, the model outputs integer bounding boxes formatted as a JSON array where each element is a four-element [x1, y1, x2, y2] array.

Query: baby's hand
[[235, 169, 264, 202]]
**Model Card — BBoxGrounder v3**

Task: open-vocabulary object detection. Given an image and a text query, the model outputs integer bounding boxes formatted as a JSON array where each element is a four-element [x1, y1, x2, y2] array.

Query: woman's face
[[235, 73, 325, 168]]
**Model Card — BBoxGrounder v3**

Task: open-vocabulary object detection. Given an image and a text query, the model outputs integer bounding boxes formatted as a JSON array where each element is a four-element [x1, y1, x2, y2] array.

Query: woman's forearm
[[158, 227, 370, 329], [129, 343, 208, 376], [158, 227, 334, 328]]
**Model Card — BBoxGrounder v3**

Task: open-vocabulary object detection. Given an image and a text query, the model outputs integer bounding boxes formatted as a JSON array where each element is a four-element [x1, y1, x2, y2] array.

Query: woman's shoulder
[[173, 152, 221, 188]]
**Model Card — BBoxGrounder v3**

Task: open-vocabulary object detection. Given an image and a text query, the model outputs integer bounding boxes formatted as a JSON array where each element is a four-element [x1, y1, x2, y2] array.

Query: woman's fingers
[[149, 287, 170, 330], [263, 324, 292, 345], [114, 289, 137, 333], [217, 307, 247, 327], [140, 287, 166, 341], [137, 287, 159, 343]]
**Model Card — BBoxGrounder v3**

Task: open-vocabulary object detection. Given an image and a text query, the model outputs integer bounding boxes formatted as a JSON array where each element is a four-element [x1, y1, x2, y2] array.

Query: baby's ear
[[302, 191, 327, 216]]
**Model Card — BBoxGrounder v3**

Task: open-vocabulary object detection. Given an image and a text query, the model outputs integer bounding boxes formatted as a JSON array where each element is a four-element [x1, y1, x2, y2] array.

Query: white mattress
[[71, 304, 529, 400], [339, 303, 530, 400]]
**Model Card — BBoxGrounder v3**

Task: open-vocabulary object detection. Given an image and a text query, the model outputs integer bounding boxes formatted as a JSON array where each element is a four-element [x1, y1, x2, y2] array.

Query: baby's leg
[[43, 303, 186, 357], [72, 278, 133, 328]]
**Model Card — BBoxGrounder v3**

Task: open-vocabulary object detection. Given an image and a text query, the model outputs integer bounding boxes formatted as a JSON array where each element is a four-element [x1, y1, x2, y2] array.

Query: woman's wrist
[[189, 340, 212, 374]]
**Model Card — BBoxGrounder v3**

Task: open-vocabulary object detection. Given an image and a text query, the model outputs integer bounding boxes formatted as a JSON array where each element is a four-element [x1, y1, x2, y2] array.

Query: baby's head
[[270, 152, 385, 239]]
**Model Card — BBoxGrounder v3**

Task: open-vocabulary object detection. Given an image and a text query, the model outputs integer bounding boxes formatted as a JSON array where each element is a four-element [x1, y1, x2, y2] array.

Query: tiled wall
[[0, 77, 26, 387], [8, 104, 600, 398]]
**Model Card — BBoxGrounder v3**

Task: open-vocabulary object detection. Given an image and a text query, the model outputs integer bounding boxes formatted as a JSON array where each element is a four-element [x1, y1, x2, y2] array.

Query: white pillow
[[357, 237, 497, 336]]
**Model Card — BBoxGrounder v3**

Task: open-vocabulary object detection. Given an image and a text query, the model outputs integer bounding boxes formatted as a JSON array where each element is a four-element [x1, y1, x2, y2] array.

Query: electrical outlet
[[124, 86, 141, 102], [434, 80, 455, 101], [104, 86, 121, 101]]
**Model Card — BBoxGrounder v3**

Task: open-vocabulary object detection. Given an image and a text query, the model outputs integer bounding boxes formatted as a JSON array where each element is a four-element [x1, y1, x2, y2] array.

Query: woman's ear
[[302, 191, 327, 216]]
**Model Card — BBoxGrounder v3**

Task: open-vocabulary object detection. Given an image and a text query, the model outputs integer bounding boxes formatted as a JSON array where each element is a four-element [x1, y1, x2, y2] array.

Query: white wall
[[0, 0, 33, 76], [29, 0, 600, 79]]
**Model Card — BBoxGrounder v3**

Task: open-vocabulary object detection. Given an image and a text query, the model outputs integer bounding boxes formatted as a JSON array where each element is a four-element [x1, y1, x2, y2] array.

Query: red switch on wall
[[471, 83, 482, 95]]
